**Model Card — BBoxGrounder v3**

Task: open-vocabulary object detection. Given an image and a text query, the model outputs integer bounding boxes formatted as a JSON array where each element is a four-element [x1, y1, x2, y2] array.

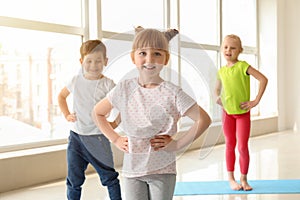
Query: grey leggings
[[123, 174, 176, 200]]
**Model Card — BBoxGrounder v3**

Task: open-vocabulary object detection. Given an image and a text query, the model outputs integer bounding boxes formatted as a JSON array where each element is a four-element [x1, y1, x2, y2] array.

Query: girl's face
[[80, 51, 107, 80], [132, 47, 168, 80], [222, 37, 242, 64]]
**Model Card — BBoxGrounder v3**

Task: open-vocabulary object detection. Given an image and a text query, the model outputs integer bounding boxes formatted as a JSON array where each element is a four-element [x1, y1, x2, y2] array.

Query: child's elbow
[[57, 94, 65, 104], [265, 76, 268, 85], [202, 113, 212, 128], [207, 116, 212, 127], [261, 74, 268, 84]]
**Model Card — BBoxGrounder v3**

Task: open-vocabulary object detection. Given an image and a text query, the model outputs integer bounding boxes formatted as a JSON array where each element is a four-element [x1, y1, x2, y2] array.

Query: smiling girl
[[93, 27, 211, 200]]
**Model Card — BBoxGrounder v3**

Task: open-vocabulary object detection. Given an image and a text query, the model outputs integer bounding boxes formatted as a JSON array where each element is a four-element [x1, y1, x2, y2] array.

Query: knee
[[226, 141, 236, 151], [238, 145, 249, 155], [100, 171, 120, 186], [67, 176, 85, 188]]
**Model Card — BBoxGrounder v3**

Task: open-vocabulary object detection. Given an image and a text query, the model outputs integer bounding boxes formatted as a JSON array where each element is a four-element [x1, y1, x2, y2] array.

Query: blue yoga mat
[[174, 179, 300, 195]]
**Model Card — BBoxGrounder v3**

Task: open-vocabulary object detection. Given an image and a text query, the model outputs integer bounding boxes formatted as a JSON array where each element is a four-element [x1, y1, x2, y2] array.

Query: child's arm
[[240, 66, 268, 110], [214, 79, 223, 106], [93, 98, 128, 152], [151, 104, 211, 151], [58, 87, 76, 122]]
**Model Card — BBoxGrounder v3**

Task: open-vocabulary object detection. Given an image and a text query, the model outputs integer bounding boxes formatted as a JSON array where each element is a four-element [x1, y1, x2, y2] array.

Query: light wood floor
[[1, 130, 300, 200]]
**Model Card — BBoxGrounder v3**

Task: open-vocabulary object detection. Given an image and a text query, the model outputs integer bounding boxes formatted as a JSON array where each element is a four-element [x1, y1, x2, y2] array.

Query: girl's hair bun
[[134, 26, 179, 41], [163, 29, 179, 41], [134, 26, 144, 34]]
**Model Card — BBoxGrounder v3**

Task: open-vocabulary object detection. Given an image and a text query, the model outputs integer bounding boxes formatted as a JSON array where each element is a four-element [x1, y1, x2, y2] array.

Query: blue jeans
[[67, 131, 122, 200]]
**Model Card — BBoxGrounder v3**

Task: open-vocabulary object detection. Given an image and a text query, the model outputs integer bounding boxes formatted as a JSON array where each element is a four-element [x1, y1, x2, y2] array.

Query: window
[[178, 48, 218, 116], [102, 39, 135, 83], [101, 0, 164, 32], [180, 0, 219, 45], [0, 0, 84, 150], [0, 0, 277, 150], [222, 0, 257, 46], [0, 0, 82, 26]]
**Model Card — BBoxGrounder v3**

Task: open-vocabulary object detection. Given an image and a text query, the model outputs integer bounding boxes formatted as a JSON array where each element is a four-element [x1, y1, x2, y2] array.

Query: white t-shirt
[[67, 73, 115, 135], [107, 77, 196, 177]]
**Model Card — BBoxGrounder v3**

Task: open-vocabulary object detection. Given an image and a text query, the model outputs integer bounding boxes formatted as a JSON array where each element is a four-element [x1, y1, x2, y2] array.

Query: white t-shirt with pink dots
[[107, 77, 196, 177]]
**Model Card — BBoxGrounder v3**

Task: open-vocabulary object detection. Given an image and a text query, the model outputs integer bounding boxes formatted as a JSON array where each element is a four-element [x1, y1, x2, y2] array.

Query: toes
[[243, 186, 253, 191], [230, 181, 243, 190], [241, 183, 253, 191]]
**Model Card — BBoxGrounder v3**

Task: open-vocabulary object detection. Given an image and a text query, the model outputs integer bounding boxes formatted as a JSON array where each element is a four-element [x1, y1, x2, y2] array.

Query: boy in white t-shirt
[[93, 27, 211, 200], [58, 40, 121, 200]]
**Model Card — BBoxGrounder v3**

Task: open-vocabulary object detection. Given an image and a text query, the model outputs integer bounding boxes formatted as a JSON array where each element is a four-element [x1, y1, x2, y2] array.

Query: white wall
[[284, 0, 300, 130], [258, 0, 278, 118], [277, 0, 300, 130]]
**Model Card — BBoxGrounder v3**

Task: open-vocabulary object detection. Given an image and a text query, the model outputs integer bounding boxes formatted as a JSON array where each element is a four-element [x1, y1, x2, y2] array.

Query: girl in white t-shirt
[[93, 26, 211, 200]]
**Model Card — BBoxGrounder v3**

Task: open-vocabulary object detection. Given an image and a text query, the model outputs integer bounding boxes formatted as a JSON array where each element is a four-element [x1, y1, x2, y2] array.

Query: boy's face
[[80, 51, 107, 80]]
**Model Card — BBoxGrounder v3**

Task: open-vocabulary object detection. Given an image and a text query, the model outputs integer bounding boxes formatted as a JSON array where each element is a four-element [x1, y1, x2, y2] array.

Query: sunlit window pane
[[102, 39, 135, 82], [0, 0, 82, 26], [101, 0, 164, 32], [222, 0, 257, 46], [0, 27, 82, 147], [178, 48, 218, 117], [180, 0, 218, 45]]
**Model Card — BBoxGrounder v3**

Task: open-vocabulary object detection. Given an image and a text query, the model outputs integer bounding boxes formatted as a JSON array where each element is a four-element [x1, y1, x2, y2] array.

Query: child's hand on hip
[[150, 135, 172, 151]]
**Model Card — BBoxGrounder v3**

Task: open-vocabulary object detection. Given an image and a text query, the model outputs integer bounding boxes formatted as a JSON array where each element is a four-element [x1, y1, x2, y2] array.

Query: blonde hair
[[223, 34, 243, 52], [132, 26, 178, 52]]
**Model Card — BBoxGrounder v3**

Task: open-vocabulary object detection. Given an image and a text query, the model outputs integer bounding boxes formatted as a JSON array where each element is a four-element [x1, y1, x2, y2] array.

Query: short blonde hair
[[132, 26, 179, 52], [223, 34, 243, 52], [132, 29, 168, 52]]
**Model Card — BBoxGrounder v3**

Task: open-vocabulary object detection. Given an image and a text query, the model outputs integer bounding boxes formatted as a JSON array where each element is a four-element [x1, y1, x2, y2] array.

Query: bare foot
[[228, 172, 242, 190], [241, 180, 252, 191], [229, 180, 243, 190], [240, 175, 253, 191]]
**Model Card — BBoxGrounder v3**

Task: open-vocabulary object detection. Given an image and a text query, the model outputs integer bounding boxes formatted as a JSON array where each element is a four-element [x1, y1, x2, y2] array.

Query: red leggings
[[222, 110, 250, 175]]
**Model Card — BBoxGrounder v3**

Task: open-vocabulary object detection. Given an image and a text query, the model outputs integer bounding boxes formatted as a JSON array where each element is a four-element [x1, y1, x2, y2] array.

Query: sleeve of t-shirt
[[106, 81, 122, 111], [242, 61, 250, 76], [176, 88, 197, 116], [106, 78, 116, 91], [66, 75, 77, 93]]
